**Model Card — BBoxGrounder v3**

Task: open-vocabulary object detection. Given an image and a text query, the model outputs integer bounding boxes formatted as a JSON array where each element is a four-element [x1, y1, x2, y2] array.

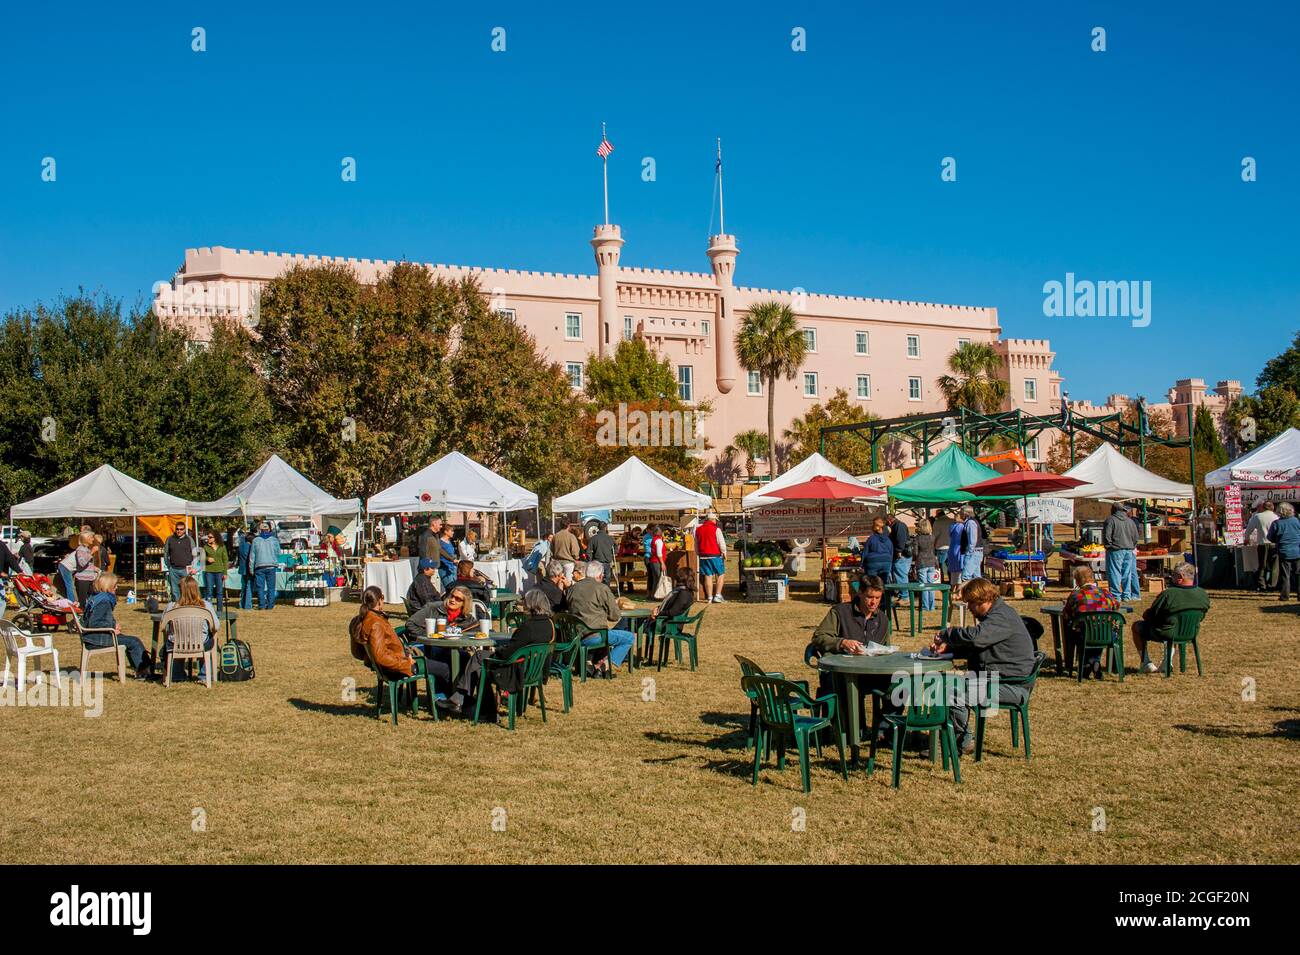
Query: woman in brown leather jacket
[[349, 585, 420, 676]]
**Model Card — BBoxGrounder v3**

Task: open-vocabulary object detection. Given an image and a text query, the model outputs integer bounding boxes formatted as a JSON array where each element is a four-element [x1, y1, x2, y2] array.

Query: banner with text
[[750, 501, 881, 539], [1014, 497, 1075, 524]]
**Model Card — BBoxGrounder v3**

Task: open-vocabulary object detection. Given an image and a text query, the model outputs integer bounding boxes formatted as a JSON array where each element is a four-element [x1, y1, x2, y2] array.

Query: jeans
[[240, 570, 255, 610], [58, 565, 75, 600], [917, 565, 941, 610], [82, 631, 147, 671], [1106, 549, 1138, 601], [892, 556, 913, 586], [167, 566, 187, 603], [254, 566, 278, 610], [960, 548, 983, 582], [1279, 557, 1300, 600], [950, 682, 1030, 743], [582, 627, 635, 667], [203, 571, 226, 611]]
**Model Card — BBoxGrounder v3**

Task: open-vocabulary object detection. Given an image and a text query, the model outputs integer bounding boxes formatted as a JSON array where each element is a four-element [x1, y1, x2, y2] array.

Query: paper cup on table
[[425, 618, 437, 638], [478, 618, 491, 636]]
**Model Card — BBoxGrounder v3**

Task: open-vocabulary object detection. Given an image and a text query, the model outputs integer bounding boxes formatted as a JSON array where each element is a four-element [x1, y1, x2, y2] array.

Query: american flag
[[597, 136, 614, 159]]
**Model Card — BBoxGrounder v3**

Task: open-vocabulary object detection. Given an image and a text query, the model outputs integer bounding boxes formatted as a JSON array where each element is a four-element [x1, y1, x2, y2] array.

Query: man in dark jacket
[[418, 516, 442, 561], [1131, 561, 1210, 671], [588, 522, 618, 590], [405, 558, 443, 615], [887, 515, 912, 586], [165, 521, 196, 602], [932, 577, 1037, 753], [527, 564, 568, 613]]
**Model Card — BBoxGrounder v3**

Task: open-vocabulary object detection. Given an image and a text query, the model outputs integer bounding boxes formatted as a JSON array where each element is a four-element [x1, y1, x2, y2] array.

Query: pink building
[[153, 221, 1061, 471], [1067, 378, 1242, 441]]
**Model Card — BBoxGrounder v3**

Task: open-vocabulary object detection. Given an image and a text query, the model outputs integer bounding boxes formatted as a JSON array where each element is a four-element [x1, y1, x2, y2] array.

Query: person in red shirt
[[694, 511, 728, 604]]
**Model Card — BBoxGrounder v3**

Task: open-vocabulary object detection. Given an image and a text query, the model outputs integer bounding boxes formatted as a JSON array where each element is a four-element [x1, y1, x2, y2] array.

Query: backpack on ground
[[218, 636, 256, 681]]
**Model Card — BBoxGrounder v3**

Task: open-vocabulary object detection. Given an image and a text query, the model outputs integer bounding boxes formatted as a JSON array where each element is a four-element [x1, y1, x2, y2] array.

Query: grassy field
[[2, 570, 1298, 865]]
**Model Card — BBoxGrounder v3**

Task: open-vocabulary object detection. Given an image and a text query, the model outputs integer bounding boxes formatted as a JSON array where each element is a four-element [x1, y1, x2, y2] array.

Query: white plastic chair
[[1, 618, 62, 688], [73, 611, 126, 683], [160, 606, 217, 688]]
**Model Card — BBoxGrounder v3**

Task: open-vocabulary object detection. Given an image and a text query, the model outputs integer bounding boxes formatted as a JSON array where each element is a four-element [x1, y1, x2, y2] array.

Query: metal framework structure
[[819, 400, 1199, 512]]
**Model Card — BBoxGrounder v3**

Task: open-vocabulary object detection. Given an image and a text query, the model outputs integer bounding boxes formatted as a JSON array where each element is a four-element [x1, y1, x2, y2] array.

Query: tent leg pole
[[133, 516, 138, 594]]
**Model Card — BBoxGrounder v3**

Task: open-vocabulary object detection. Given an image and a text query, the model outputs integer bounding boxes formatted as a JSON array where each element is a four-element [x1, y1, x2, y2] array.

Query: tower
[[591, 223, 623, 358], [707, 233, 739, 394]]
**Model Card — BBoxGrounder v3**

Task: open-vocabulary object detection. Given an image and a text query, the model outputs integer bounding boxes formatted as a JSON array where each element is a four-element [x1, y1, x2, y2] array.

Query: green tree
[[584, 338, 678, 404], [1192, 405, 1228, 472], [735, 301, 807, 476], [1257, 330, 1300, 395], [936, 342, 1008, 414], [727, 429, 769, 479], [1225, 386, 1300, 451], [782, 389, 879, 476]]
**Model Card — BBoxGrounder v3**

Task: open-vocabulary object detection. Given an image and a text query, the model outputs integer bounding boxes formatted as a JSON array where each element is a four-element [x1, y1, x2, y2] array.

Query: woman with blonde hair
[[82, 573, 153, 680], [163, 575, 218, 682], [72, 530, 100, 607]]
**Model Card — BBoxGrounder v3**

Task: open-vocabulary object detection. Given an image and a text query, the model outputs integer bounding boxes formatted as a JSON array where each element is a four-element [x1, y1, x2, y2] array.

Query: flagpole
[[602, 122, 610, 226], [716, 138, 725, 235]]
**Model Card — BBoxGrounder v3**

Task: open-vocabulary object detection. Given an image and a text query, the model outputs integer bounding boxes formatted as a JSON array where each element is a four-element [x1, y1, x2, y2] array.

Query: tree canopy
[[782, 388, 878, 475]]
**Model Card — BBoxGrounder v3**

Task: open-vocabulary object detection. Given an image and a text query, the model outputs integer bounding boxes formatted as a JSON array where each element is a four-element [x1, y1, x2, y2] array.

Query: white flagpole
[[717, 138, 725, 235], [602, 122, 610, 225]]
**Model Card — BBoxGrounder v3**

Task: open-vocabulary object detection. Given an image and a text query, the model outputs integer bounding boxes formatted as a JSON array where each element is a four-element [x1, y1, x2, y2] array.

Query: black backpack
[[218, 637, 256, 681]]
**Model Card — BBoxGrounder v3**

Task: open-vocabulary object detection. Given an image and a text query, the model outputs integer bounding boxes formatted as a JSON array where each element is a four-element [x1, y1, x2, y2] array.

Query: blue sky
[[2, 1, 1296, 404]]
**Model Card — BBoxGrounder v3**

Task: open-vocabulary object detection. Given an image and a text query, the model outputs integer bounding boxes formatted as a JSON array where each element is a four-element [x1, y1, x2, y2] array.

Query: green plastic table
[[884, 582, 951, 636], [412, 632, 510, 682], [616, 607, 656, 662], [1040, 602, 1135, 675], [817, 651, 954, 763]]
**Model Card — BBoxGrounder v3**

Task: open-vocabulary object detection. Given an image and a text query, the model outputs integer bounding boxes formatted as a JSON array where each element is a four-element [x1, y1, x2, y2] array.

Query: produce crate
[[1144, 575, 1166, 595]]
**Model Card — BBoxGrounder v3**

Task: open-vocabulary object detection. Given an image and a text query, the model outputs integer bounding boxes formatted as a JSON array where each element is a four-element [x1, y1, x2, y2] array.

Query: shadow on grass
[[288, 695, 390, 720], [1257, 603, 1300, 615], [1174, 720, 1300, 740]]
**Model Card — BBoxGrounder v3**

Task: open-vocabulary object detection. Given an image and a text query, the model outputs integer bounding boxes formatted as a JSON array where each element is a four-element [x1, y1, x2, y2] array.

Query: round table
[[818, 651, 954, 762], [412, 633, 510, 682]]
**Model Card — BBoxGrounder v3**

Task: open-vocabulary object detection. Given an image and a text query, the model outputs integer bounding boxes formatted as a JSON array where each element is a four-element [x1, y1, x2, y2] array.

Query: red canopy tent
[[767, 475, 886, 564]]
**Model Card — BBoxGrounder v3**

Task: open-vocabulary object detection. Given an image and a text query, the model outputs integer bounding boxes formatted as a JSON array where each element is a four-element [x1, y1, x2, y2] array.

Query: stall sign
[[1224, 484, 1244, 546], [854, 468, 904, 491], [750, 501, 879, 539], [1014, 497, 1075, 524]]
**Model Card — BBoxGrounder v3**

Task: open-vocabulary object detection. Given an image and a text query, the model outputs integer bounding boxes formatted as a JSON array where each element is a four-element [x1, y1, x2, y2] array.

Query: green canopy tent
[[888, 445, 1018, 505]]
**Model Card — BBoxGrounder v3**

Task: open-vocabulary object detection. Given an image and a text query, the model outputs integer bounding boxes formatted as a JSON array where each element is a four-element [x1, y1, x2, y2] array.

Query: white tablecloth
[[473, 558, 524, 593], [364, 559, 416, 603]]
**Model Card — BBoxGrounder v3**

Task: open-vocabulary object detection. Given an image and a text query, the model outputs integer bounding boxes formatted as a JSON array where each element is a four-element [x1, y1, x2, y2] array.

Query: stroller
[[10, 574, 77, 633]]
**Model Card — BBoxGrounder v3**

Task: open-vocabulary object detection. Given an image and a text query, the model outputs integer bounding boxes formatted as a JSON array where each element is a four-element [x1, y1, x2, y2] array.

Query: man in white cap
[[695, 511, 728, 603]]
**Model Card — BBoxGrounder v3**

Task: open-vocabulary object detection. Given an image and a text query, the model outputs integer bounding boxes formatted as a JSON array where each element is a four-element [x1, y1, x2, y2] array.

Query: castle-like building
[[153, 220, 1064, 471]]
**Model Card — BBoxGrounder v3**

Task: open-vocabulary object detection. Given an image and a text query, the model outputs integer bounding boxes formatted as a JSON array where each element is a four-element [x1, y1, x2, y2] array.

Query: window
[[906, 335, 920, 358], [908, 376, 922, 401], [747, 371, 762, 395], [803, 372, 818, 397], [1027, 437, 1041, 461], [855, 330, 869, 355], [565, 313, 582, 340], [565, 362, 583, 390], [497, 307, 516, 322], [678, 365, 694, 403], [856, 374, 871, 399], [623, 315, 634, 341], [802, 328, 817, 352], [956, 337, 971, 349], [701, 319, 711, 339], [1025, 378, 1038, 401]]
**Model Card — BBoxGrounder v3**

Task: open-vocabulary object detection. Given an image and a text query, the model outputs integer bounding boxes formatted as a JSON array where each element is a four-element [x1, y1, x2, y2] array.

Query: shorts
[[698, 557, 725, 577]]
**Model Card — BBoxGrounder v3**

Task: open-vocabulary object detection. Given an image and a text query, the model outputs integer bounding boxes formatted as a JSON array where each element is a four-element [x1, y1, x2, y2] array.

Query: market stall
[[188, 454, 361, 604], [367, 452, 538, 604], [1203, 428, 1300, 585], [9, 464, 189, 593], [887, 445, 1011, 506]]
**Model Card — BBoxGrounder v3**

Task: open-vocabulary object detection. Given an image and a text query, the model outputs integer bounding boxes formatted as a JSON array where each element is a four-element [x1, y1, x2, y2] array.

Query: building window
[[906, 335, 920, 358], [747, 371, 762, 395], [1027, 437, 1041, 461], [956, 337, 970, 349], [678, 365, 693, 403], [908, 376, 922, 401], [566, 362, 583, 390], [701, 319, 711, 340], [497, 307, 516, 322], [802, 328, 817, 352], [855, 330, 869, 355], [565, 313, 582, 340], [856, 374, 871, 399], [623, 315, 634, 341], [803, 372, 818, 397], [1025, 378, 1038, 401]]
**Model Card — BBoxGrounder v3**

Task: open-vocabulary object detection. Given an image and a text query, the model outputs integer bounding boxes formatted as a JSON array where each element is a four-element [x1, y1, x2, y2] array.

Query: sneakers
[[711, 594, 726, 604], [1143, 661, 1159, 673], [959, 736, 975, 756]]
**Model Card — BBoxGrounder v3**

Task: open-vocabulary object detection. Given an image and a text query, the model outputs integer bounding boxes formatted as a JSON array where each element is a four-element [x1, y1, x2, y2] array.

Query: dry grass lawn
[[2, 571, 1298, 864]]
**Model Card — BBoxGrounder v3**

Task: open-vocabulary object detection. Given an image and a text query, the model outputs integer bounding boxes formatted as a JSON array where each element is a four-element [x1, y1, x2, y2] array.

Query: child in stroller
[[11, 574, 79, 632]]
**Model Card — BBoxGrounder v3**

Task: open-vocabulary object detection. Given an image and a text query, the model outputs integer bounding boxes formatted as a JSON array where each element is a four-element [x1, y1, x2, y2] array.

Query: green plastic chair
[[366, 647, 440, 726], [736, 654, 814, 752], [504, 609, 528, 631], [575, 621, 634, 680], [1161, 608, 1206, 677], [473, 642, 552, 730], [549, 613, 585, 712], [742, 675, 847, 793], [655, 609, 705, 671], [975, 651, 1046, 762], [1073, 610, 1126, 682], [869, 672, 961, 788]]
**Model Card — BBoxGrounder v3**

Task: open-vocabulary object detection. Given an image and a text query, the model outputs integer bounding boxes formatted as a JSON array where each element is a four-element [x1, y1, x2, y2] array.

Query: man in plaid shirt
[[1062, 565, 1119, 678]]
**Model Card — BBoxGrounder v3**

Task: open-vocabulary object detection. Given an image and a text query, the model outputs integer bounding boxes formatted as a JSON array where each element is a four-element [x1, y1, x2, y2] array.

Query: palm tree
[[728, 429, 769, 479], [936, 342, 1009, 414], [735, 302, 807, 476]]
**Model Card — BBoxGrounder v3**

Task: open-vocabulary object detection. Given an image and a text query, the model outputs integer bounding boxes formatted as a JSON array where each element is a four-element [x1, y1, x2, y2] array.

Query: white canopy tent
[[552, 455, 710, 514], [1051, 442, 1194, 501], [10, 464, 190, 590], [188, 454, 360, 518], [742, 452, 879, 509], [367, 452, 540, 552], [1204, 428, 1300, 487]]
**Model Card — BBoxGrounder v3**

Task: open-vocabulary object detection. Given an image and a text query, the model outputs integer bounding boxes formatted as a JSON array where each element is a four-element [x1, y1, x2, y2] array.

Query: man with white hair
[[1267, 502, 1300, 600], [1131, 561, 1210, 673], [695, 511, 727, 603], [1244, 500, 1278, 592], [564, 561, 636, 676]]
